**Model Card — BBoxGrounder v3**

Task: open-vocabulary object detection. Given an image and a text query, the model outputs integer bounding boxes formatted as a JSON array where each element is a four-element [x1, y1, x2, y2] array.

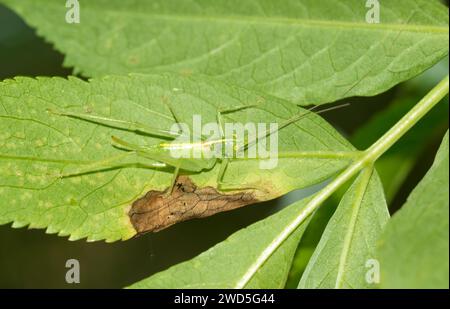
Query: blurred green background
[[0, 3, 448, 288]]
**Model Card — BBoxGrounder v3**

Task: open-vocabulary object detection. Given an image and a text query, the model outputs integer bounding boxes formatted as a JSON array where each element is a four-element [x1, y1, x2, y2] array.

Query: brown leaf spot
[[129, 176, 258, 234]]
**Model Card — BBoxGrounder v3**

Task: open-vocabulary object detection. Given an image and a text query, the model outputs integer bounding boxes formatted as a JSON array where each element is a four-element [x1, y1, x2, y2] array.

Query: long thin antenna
[[242, 102, 351, 152]]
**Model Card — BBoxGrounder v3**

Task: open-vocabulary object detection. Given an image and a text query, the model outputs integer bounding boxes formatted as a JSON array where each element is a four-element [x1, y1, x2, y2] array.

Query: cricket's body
[[50, 103, 348, 194], [112, 136, 219, 173]]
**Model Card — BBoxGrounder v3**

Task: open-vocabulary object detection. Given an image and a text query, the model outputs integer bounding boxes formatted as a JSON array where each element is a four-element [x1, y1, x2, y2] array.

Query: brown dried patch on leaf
[[129, 176, 259, 234]]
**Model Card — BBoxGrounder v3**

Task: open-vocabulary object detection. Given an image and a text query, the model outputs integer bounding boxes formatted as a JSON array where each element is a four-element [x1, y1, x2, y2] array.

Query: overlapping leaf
[[377, 132, 449, 289], [1, 0, 448, 104]]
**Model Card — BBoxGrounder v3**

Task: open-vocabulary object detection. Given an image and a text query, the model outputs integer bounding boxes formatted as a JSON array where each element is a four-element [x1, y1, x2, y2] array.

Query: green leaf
[[0, 73, 353, 242], [377, 132, 449, 289], [2, 0, 448, 105], [299, 168, 389, 288], [128, 197, 311, 288]]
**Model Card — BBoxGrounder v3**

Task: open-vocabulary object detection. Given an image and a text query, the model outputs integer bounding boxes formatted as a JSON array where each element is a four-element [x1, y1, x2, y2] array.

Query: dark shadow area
[[0, 6, 72, 79]]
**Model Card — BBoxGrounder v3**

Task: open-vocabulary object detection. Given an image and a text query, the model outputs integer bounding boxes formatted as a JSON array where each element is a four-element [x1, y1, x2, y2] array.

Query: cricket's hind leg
[[48, 108, 180, 139]]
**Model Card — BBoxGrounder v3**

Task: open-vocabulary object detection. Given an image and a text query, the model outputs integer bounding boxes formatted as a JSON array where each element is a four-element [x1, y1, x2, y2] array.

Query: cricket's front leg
[[215, 158, 267, 193], [164, 166, 180, 197]]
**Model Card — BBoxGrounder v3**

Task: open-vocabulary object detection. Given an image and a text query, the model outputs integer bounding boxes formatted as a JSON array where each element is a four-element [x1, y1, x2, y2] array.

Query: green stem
[[364, 75, 450, 163], [237, 75, 449, 288], [309, 75, 449, 209]]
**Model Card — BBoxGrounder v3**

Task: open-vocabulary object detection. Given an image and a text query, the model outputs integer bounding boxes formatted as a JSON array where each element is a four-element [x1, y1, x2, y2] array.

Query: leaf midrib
[[37, 2, 450, 34], [334, 167, 373, 288]]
